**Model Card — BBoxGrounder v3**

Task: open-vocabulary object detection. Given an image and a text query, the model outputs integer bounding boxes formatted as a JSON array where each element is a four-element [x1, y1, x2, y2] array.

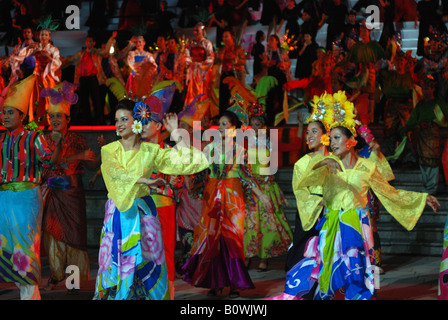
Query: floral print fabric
[[244, 175, 292, 259], [282, 207, 376, 300], [0, 188, 42, 285], [94, 196, 169, 300]]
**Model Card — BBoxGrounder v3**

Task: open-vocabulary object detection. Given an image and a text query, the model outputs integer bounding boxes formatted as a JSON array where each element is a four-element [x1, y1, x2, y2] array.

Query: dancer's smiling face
[[306, 121, 325, 150], [39, 30, 51, 45], [115, 109, 134, 138], [48, 112, 69, 133]]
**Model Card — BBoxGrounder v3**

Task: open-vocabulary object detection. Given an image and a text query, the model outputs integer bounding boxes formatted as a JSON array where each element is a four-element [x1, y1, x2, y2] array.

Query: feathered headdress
[[37, 15, 59, 31], [41, 81, 78, 116], [130, 22, 149, 37], [306, 92, 334, 133], [192, 10, 213, 25], [328, 91, 357, 137]]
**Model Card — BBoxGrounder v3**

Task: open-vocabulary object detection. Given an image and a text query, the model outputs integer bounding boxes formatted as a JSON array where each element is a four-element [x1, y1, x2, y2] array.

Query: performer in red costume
[[184, 22, 214, 108]]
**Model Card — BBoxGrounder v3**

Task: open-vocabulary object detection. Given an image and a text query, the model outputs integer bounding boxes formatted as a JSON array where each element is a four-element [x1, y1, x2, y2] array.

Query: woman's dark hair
[[251, 114, 267, 126], [115, 99, 135, 113], [220, 110, 241, 129], [331, 125, 367, 150]]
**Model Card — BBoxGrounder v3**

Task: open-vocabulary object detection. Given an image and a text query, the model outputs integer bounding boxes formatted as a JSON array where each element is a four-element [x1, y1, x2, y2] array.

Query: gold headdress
[[328, 90, 357, 137], [306, 92, 334, 133], [3, 75, 36, 116]]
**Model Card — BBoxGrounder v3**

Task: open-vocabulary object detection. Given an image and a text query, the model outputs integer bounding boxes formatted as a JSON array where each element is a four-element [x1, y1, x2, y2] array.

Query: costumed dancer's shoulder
[[356, 156, 378, 174], [295, 152, 333, 167], [25, 128, 41, 140], [293, 152, 332, 174], [101, 140, 122, 153], [294, 153, 312, 168], [140, 141, 166, 154]]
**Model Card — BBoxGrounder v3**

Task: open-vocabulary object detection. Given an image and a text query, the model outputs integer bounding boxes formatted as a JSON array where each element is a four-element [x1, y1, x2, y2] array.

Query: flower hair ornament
[[320, 134, 330, 146], [131, 101, 152, 134], [345, 138, 358, 150], [358, 125, 374, 144], [247, 102, 265, 118]]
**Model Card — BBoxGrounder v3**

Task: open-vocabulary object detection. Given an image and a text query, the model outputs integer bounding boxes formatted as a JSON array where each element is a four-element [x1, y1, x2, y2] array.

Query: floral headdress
[[131, 100, 152, 134], [247, 101, 265, 118], [306, 92, 334, 146], [358, 125, 374, 144], [328, 91, 357, 137], [41, 81, 78, 117], [307, 92, 334, 132]]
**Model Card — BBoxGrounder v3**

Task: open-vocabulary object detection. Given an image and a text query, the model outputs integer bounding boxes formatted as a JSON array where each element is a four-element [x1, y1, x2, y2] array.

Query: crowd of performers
[[1, 9, 448, 301]]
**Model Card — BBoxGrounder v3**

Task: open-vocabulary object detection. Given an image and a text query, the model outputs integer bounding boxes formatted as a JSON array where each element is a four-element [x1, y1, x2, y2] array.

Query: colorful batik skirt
[[182, 178, 254, 290], [0, 186, 42, 285], [244, 177, 293, 259], [280, 206, 376, 300], [93, 196, 169, 300]]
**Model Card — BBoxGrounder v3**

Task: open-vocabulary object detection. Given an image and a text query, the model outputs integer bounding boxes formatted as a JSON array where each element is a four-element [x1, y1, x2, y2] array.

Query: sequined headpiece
[[306, 92, 334, 133], [328, 91, 357, 137]]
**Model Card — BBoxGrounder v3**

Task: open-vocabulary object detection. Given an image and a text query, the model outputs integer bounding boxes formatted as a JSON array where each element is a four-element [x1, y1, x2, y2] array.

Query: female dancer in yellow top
[[94, 99, 209, 300], [283, 91, 440, 300]]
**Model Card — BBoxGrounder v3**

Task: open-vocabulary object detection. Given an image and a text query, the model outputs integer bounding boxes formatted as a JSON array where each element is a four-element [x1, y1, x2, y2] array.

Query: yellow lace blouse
[[101, 141, 209, 212], [295, 154, 428, 231], [367, 150, 395, 182], [292, 154, 325, 231]]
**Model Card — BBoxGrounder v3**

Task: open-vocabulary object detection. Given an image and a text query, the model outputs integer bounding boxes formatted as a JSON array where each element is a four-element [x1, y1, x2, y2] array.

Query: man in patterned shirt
[[40, 81, 103, 293], [0, 75, 62, 299]]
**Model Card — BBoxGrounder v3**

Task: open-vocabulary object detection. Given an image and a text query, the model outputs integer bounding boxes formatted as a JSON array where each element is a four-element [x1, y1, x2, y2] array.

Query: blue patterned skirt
[[93, 196, 169, 300], [283, 206, 376, 300]]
